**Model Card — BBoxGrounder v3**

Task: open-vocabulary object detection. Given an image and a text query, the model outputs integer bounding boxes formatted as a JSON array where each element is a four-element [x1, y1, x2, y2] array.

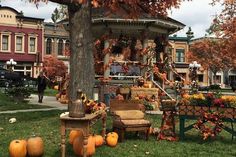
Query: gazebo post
[[100, 39, 111, 106], [141, 35, 149, 78]]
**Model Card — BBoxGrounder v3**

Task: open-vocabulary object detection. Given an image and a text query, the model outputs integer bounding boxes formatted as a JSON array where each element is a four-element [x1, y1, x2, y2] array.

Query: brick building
[[0, 6, 44, 78]]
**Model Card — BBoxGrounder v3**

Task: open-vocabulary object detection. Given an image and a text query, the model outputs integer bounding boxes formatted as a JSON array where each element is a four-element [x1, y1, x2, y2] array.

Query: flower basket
[[179, 105, 236, 119]]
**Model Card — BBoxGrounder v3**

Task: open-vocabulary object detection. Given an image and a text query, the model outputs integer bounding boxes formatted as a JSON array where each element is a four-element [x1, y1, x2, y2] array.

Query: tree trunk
[[68, 1, 94, 101]]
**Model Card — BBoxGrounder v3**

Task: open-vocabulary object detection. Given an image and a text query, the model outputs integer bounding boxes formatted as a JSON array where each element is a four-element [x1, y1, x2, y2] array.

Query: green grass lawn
[[44, 88, 59, 97], [0, 110, 235, 157], [0, 92, 51, 111]]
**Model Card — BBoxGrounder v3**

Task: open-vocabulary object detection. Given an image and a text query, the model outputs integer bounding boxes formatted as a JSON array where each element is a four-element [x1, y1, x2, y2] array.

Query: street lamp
[[189, 61, 201, 81], [186, 27, 194, 41], [6, 59, 17, 72], [189, 61, 201, 93]]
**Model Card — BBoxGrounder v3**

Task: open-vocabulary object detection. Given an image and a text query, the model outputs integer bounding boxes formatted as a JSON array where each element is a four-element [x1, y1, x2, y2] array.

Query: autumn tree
[[188, 38, 234, 84], [208, 0, 236, 61], [30, 0, 184, 101], [43, 55, 68, 81], [203, 0, 236, 84]]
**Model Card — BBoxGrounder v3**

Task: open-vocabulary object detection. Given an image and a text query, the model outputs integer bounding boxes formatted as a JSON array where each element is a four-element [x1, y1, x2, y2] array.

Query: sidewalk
[[0, 94, 67, 114]]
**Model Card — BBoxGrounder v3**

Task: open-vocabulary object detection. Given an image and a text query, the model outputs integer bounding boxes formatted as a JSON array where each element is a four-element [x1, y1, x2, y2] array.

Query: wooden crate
[[130, 87, 158, 99]]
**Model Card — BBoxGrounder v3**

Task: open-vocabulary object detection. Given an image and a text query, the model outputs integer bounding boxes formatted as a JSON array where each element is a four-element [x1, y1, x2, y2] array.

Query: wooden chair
[[110, 99, 151, 142]]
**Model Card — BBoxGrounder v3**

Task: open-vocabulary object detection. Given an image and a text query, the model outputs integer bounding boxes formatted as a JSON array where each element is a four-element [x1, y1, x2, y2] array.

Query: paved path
[[0, 94, 67, 114], [27, 94, 67, 108]]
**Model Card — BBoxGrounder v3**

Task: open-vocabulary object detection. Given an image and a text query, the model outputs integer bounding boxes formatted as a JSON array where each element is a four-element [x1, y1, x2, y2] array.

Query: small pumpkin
[[27, 136, 44, 157], [73, 135, 96, 156], [94, 135, 104, 147], [54, 85, 59, 90], [69, 130, 83, 145], [106, 134, 118, 147], [107, 132, 119, 139], [9, 139, 27, 157]]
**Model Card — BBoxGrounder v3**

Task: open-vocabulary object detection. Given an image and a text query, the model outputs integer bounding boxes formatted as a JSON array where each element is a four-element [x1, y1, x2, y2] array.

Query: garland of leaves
[[194, 111, 224, 140]]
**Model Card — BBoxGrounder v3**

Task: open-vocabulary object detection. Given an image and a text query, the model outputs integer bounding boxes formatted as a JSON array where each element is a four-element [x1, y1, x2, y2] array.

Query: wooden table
[[60, 110, 107, 157]]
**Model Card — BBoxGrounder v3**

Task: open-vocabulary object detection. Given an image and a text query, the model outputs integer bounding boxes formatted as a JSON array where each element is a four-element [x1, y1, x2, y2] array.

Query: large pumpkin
[[9, 140, 27, 157], [69, 130, 83, 145], [107, 132, 119, 139], [106, 134, 118, 147], [94, 135, 104, 147], [27, 136, 44, 157], [73, 135, 96, 156]]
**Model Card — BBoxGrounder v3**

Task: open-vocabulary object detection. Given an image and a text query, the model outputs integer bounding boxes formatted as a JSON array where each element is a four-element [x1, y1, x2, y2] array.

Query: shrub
[[6, 86, 33, 101]]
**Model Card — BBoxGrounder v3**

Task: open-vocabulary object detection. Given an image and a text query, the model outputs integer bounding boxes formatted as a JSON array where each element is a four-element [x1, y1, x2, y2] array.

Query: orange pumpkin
[[73, 135, 96, 156], [107, 132, 119, 139], [27, 136, 44, 157], [69, 130, 83, 145], [94, 135, 104, 147], [9, 140, 27, 157], [106, 134, 118, 147]]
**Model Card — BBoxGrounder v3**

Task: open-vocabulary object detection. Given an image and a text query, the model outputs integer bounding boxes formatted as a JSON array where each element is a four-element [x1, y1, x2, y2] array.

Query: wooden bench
[[110, 99, 151, 142]]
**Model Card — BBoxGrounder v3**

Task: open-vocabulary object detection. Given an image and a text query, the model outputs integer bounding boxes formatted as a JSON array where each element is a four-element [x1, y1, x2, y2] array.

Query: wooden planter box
[[119, 87, 130, 94], [179, 105, 236, 119], [130, 87, 159, 99]]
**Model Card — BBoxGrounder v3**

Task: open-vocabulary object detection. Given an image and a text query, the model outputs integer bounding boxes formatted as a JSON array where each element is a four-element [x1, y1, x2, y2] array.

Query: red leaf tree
[[43, 55, 68, 81], [188, 38, 235, 84]]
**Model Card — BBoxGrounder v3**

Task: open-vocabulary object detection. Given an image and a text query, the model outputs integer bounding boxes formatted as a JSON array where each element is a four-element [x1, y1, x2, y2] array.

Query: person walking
[[37, 71, 47, 103], [230, 80, 236, 92]]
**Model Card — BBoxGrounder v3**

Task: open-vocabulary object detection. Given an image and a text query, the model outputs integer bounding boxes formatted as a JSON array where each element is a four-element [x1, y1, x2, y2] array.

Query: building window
[[29, 37, 36, 53], [15, 36, 24, 52], [198, 74, 204, 82], [14, 65, 32, 77], [65, 40, 70, 56], [46, 38, 52, 55], [2, 34, 10, 51], [175, 49, 185, 63], [58, 39, 63, 56]]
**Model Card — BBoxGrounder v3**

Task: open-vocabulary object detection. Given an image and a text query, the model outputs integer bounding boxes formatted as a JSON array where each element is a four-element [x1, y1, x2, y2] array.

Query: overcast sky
[[0, 0, 222, 38]]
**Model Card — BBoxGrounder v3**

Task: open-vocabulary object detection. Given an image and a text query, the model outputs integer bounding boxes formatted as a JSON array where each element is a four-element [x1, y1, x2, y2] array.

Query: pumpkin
[[107, 132, 118, 139], [69, 130, 83, 145], [27, 136, 44, 157], [94, 135, 104, 147], [54, 85, 59, 90], [9, 140, 27, 157], [73, 135, 96, 156], [106, 134, 118, 147]]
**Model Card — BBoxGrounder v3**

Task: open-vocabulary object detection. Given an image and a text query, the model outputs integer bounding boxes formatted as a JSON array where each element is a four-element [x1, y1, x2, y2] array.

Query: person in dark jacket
[[230, 80, 236, 92], [37, 71, 47, 103]]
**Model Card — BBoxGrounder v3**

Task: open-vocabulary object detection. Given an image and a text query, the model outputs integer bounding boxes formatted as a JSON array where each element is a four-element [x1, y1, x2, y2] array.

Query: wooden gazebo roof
[[91, 8, 185, 38], [58, 7, 185, 39]]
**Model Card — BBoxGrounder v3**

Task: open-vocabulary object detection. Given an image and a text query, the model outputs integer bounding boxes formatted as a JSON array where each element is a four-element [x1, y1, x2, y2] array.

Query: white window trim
[[1, 32, 11, 52], [28, 35, 38, 54], [175, 48, 185, 63], [15, 34, 25, 53]]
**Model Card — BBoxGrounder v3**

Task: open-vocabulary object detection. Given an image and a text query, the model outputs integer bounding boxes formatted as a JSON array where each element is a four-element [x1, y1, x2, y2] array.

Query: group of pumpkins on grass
[[70, 130, 118, 156], [9, 136, 44, 157], [56, 92, 69, 104]]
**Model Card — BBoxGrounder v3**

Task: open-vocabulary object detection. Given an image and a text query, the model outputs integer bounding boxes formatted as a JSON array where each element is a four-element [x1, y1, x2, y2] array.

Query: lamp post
[[6, 59, 17, 72], [189, 61, 201, 81], [189, 61, 201, 93], [186, 27, 194, 41]]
